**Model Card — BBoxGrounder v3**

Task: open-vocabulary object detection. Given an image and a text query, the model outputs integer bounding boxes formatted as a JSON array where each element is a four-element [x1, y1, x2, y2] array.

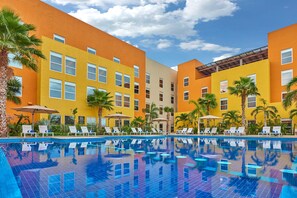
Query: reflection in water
[[0, 137, 297, 197]]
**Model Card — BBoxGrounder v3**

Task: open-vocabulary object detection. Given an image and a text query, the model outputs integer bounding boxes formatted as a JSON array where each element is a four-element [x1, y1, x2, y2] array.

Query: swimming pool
[[0, 137, 297, 198]]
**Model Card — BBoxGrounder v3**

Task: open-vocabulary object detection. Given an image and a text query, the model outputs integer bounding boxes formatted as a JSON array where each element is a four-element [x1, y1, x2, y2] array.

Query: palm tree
[[164, 106, 174, 133], [283, 77, 297, 109], [228, 77, 259, 128], [175, 113, 189, 128], [142, 102, 159, 127], [198, 93, 217, 114], [222, 110, 241, 127], [0, 8, 45, 135], [7, 78, 22, 104], [251, 98, 278, 126], [87, 90, 114, 132], [189, 99, 206, 127], [131, 116, 145, 128]]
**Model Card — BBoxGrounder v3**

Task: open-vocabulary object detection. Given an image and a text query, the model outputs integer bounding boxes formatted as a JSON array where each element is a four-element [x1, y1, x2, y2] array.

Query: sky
[[42, 0, 297, 67]]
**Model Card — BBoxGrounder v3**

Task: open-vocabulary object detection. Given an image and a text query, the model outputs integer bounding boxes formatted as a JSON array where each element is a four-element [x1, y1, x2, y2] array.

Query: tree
[[189, 99, 206, 127], [71, 108, 78, 125], [251, 98, 278, 126], [283, 77, 297, 109], [87, 90, 114, 132], [7, 78, 21, 104], [0, 8, 45, 136], [142, 102, 159, 127], [228, 77, 259, 128], [131, 116, 145, 128], [175, 113, 190, 128], [222, 110, 241, 127], [198, 93, 217, 114], [164, 106, 174, 133]]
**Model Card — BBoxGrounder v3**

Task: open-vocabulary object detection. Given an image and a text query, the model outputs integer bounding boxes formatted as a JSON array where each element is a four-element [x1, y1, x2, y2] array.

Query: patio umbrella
[[152, 118, 168, 132], [12, 105, 59, 128], [104, 113, 131, 129], [198, 115, 221, 134]]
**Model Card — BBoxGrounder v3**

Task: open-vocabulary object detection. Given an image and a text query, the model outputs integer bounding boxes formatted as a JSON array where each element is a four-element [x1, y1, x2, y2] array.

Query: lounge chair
[[21, 125, 37, 137], [210, 127, 218, 135], [272, 141, 282, 149], [131, 127, 139, 135], [225, 127, 236, 135], [81, 126, 96, 136], [137, 127, 145, 135], [39, 125, 54, 137], [68, 126, 78, 136], [104, 127, 113, 135], [177, 128, 187, 134], [186, 128, 193, 134], [200, 128, 210, 135], [237, 140, 245, 147], [263, 140, 271, 149], [151, 128, 158, 134], [236, 127, 245, 135], [271, 126, 282, 136], [258, 126, 271, 136], [113, 127, 127, 135], [22, 143, 32, 151], [229, 139, 236, 147]]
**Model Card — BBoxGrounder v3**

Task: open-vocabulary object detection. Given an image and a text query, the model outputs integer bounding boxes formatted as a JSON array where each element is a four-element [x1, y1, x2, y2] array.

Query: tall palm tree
[[142, 102, 159, 127], [0, 8, 45, 135], [228, 77, 259, 128], [198, 93, 217, 115], [87, 90, 114, 132], [7, 78, 21, 104], [251, 98, 278, 126], [189, 99, 206, 127], [164, 106, 174, 133], [222, 110, 241, 127], [131, 116, 145, 128], [283, 77, 297, 109]]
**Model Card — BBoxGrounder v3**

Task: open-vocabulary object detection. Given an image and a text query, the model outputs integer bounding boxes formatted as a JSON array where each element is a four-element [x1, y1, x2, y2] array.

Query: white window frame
[[14, 76, 22, 97], [87, 117, 96, 125], [98, 88, 107, 92], [50, 52, 62, 72], [134, 99, 139, 111], [53, 34, 65, 43], [64, 82, 76, 101], [134, 65, 139, 78], [134, 82, 139, 94], [115, 92, 122, 107], [87, 63, 96, 81], [220, 80, 228, 94], [8, 53, 22, 69], [281, 48, 293, 65], [171, 82, 174, 91], [281, 69, 293, 86], [98, 67, 107, 83], [159, 106, 163, 115], [49, 78, 62, 99], [183, 91, 189, 101], [183, 77, 189, 87], [247, 95, 256, 108], [87, 47, 96, 55], [124, 94, 130, 108], [247, 74, 256, 84], [115, 72, 122, 87], [87, 86, 95, 96], [146, 73, 150, 84], [201, 87, 208, 97], [220, 98, 228, 111], [124, 75, 130, 89], [113, 57, 120, 63], [171, 95, 174, 104], [65, 56, 76, 76]]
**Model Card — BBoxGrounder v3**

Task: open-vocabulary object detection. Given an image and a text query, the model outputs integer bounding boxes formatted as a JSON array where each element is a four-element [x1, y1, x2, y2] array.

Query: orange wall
[[177, 59, 211, 112], [268, 23, 297, 103]]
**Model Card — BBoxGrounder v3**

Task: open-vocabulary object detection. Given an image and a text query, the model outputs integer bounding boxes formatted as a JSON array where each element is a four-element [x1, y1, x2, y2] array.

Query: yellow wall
[[38, 37, 135, 124]]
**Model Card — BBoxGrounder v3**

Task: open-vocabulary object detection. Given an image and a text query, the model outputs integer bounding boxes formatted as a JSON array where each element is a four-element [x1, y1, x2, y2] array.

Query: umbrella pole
[[32, 112, 35, 130]]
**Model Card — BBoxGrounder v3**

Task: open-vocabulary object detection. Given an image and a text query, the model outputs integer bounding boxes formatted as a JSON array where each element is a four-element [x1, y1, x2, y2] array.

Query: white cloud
[[157, 39, 172, 49], [171, 66, 178, 71], [213, 53, 234, 62]]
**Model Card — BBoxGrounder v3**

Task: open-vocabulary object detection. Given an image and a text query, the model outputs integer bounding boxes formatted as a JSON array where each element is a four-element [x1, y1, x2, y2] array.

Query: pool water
[[1, 137, 297, 198]]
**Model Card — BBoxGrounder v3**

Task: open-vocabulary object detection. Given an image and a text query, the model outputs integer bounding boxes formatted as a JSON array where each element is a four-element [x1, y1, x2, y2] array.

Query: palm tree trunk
[[0, 50, 9, 136], [98, 108, 103, 134], [241, 95, 246, 128]]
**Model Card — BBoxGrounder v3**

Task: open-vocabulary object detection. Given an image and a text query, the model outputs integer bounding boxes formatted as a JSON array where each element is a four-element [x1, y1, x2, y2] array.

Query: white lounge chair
[[236, 127, 245, 136], [177, 128, 187, 134], [39, 125, 54, 137], [22, 143, 32, 151], [131, 128, 139, 135], [113, 127, 127, 135], [258, 126, 271, 136], [137, 128, 144, 135], [69, 142, 77, 148], [210, 128, 218, 135], [151, 128, 158, 134], [200, 128, 210, 135], [237, 140, 245, 147], [229, 140, 236, 147], [271, 126, 282, 136], [272, 141, 282, 149], [22, 125, 37, 137], [263, 141, 271, 149], [81, 126, 96, 136], [68, 126, 78, 136], [104, 127, 113, 135], [186, 128, 193, 134], [226, 127, 236, 135]]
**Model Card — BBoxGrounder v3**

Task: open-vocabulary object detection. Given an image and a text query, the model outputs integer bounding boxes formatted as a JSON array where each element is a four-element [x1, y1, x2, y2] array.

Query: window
[[115, 72, 122, 87], [115, 93, 122, 107], [65, 82, 76, 100], [159, 123, 163, 131], [184, 168, 189, 178], [134, 65, 139, 78], [220, 80, 228, 93], [146, 88, 150, 99], [184, 77, 189, 86], [50, 79, 62, 99], [159, 92, 163, 101], [159, 167, 163, 176], [247, 95, 256, 108], [159, 78, 163, 88], [113, 57, 120, 63], [50, 115, 61, 125], [134, 83, 139, 94], [124, 75, 130, 88], [65, 57, 76, 76], [8, 53, 22, 68], [87, 86, 95, 96], [78, 116, 85, 124], [220, 98, 228, 110], [124, 163, 130, 175], [115, 164, 122, 178], [281, 70, 293, 86], [146, 103, 150, 110], [98, 88, 106, 92], [98, 67, 107, 83], [65, 116, 74, 125], [124, 95, 130, 108], [134, 159, 139, 170], [183, 91, 189, 100], [282, 92, 287, 101], [134, 176, 139, 188], [87, 63, 96, 80], [145, 170, 150, 180], [248, 74, 256, 84], [171, 83, 174, 91], [201, 87, 208, 97], [146, 73, 150, 84], [159, 106, 163, 115], [87, 47, 96, 55], [171, 95, 174, 104], [87, 117, 96, 125], [50, 52, 62, 72], [281, 48, 293, 65], [53, 34, 65, 43], [134, 99, 139, 111], [14, 76, 22, 96]]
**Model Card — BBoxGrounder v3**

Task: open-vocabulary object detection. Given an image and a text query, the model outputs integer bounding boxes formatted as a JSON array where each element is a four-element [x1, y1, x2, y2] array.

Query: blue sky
[[43, 0, 297, 67]]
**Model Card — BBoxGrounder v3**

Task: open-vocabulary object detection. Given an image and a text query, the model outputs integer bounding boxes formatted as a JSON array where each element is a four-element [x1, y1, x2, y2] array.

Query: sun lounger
[[81, 142, 88, 148], [200, 128, 210, 135], [237, 140, 245, 147], [69, 142, 77, 148], [263, 141, 271, 149], [131, 128, 139, 135], [272, 141, 282, 150], [22, 143, 32, 151], [210, 128, 218, 135], [229, 140, 236, 147], [258, 126, 271, 136], [68, 126, 78, 136], [21, 125, 37, 137], [225, 127, 236, 135], [236, 127, 245, 135], [187, 138, 193, 144], [81, 126, 96, 136], [271, 126, 282, 136], [113, 127, 127, 135], [186, 128, 193, 134], [104, 127, 113, 135], [38, 125, 54, 137], [177, 128, 187, 134]]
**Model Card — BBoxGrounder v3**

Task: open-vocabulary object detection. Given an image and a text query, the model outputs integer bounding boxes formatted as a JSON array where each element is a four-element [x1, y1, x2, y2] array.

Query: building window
[[115, 164, 122, 178], [87, 47, 96, 55], [98, 67, 107, 83], [78, 116, 85, 124], [113, 57, 120, 63], [115, 93, 122, 107], [146, 103, 150, 110], [50, 52, 62, 72], [183, 91, 189, 100], [134, 65, 139, 78], [248, 74, 256, 84], [8, 53, 22, 68], [220, 80, 228, 94], [134, 99, 139, 111], [159, 106, 163, 115], [247, 95, 256, 108], [159, 123, 163, 131], [124, 95, 130, 108], [159, 92, 163, 101], [201, 87, 208, 97], [65, 56, 76, 76], [87, 63, 96, 80], [159, 78, 163, 88], [146, 88, 150, 99], [86, 117, 96, 125], [14, 76, 22, 97], [281, 48, 293, 65], [184, 77, 189, 86], [282, 92, 287, 101], [134, 83, 139, 94], [171, 95, 174, 104], [281, 70, 293, 86], [124, 75, 130, 88], [49, 79, 62, 99], [146, 73, 150, 84], [220, 98, 228, 110], [50, 115, 61, 125], [53, 34, 65, 43], [65, 116, 74, 125], [171, 83, 174, 91], [65, 82, 76, 100], [86, 86, 95, 96], [115, 72, 122, 87]]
